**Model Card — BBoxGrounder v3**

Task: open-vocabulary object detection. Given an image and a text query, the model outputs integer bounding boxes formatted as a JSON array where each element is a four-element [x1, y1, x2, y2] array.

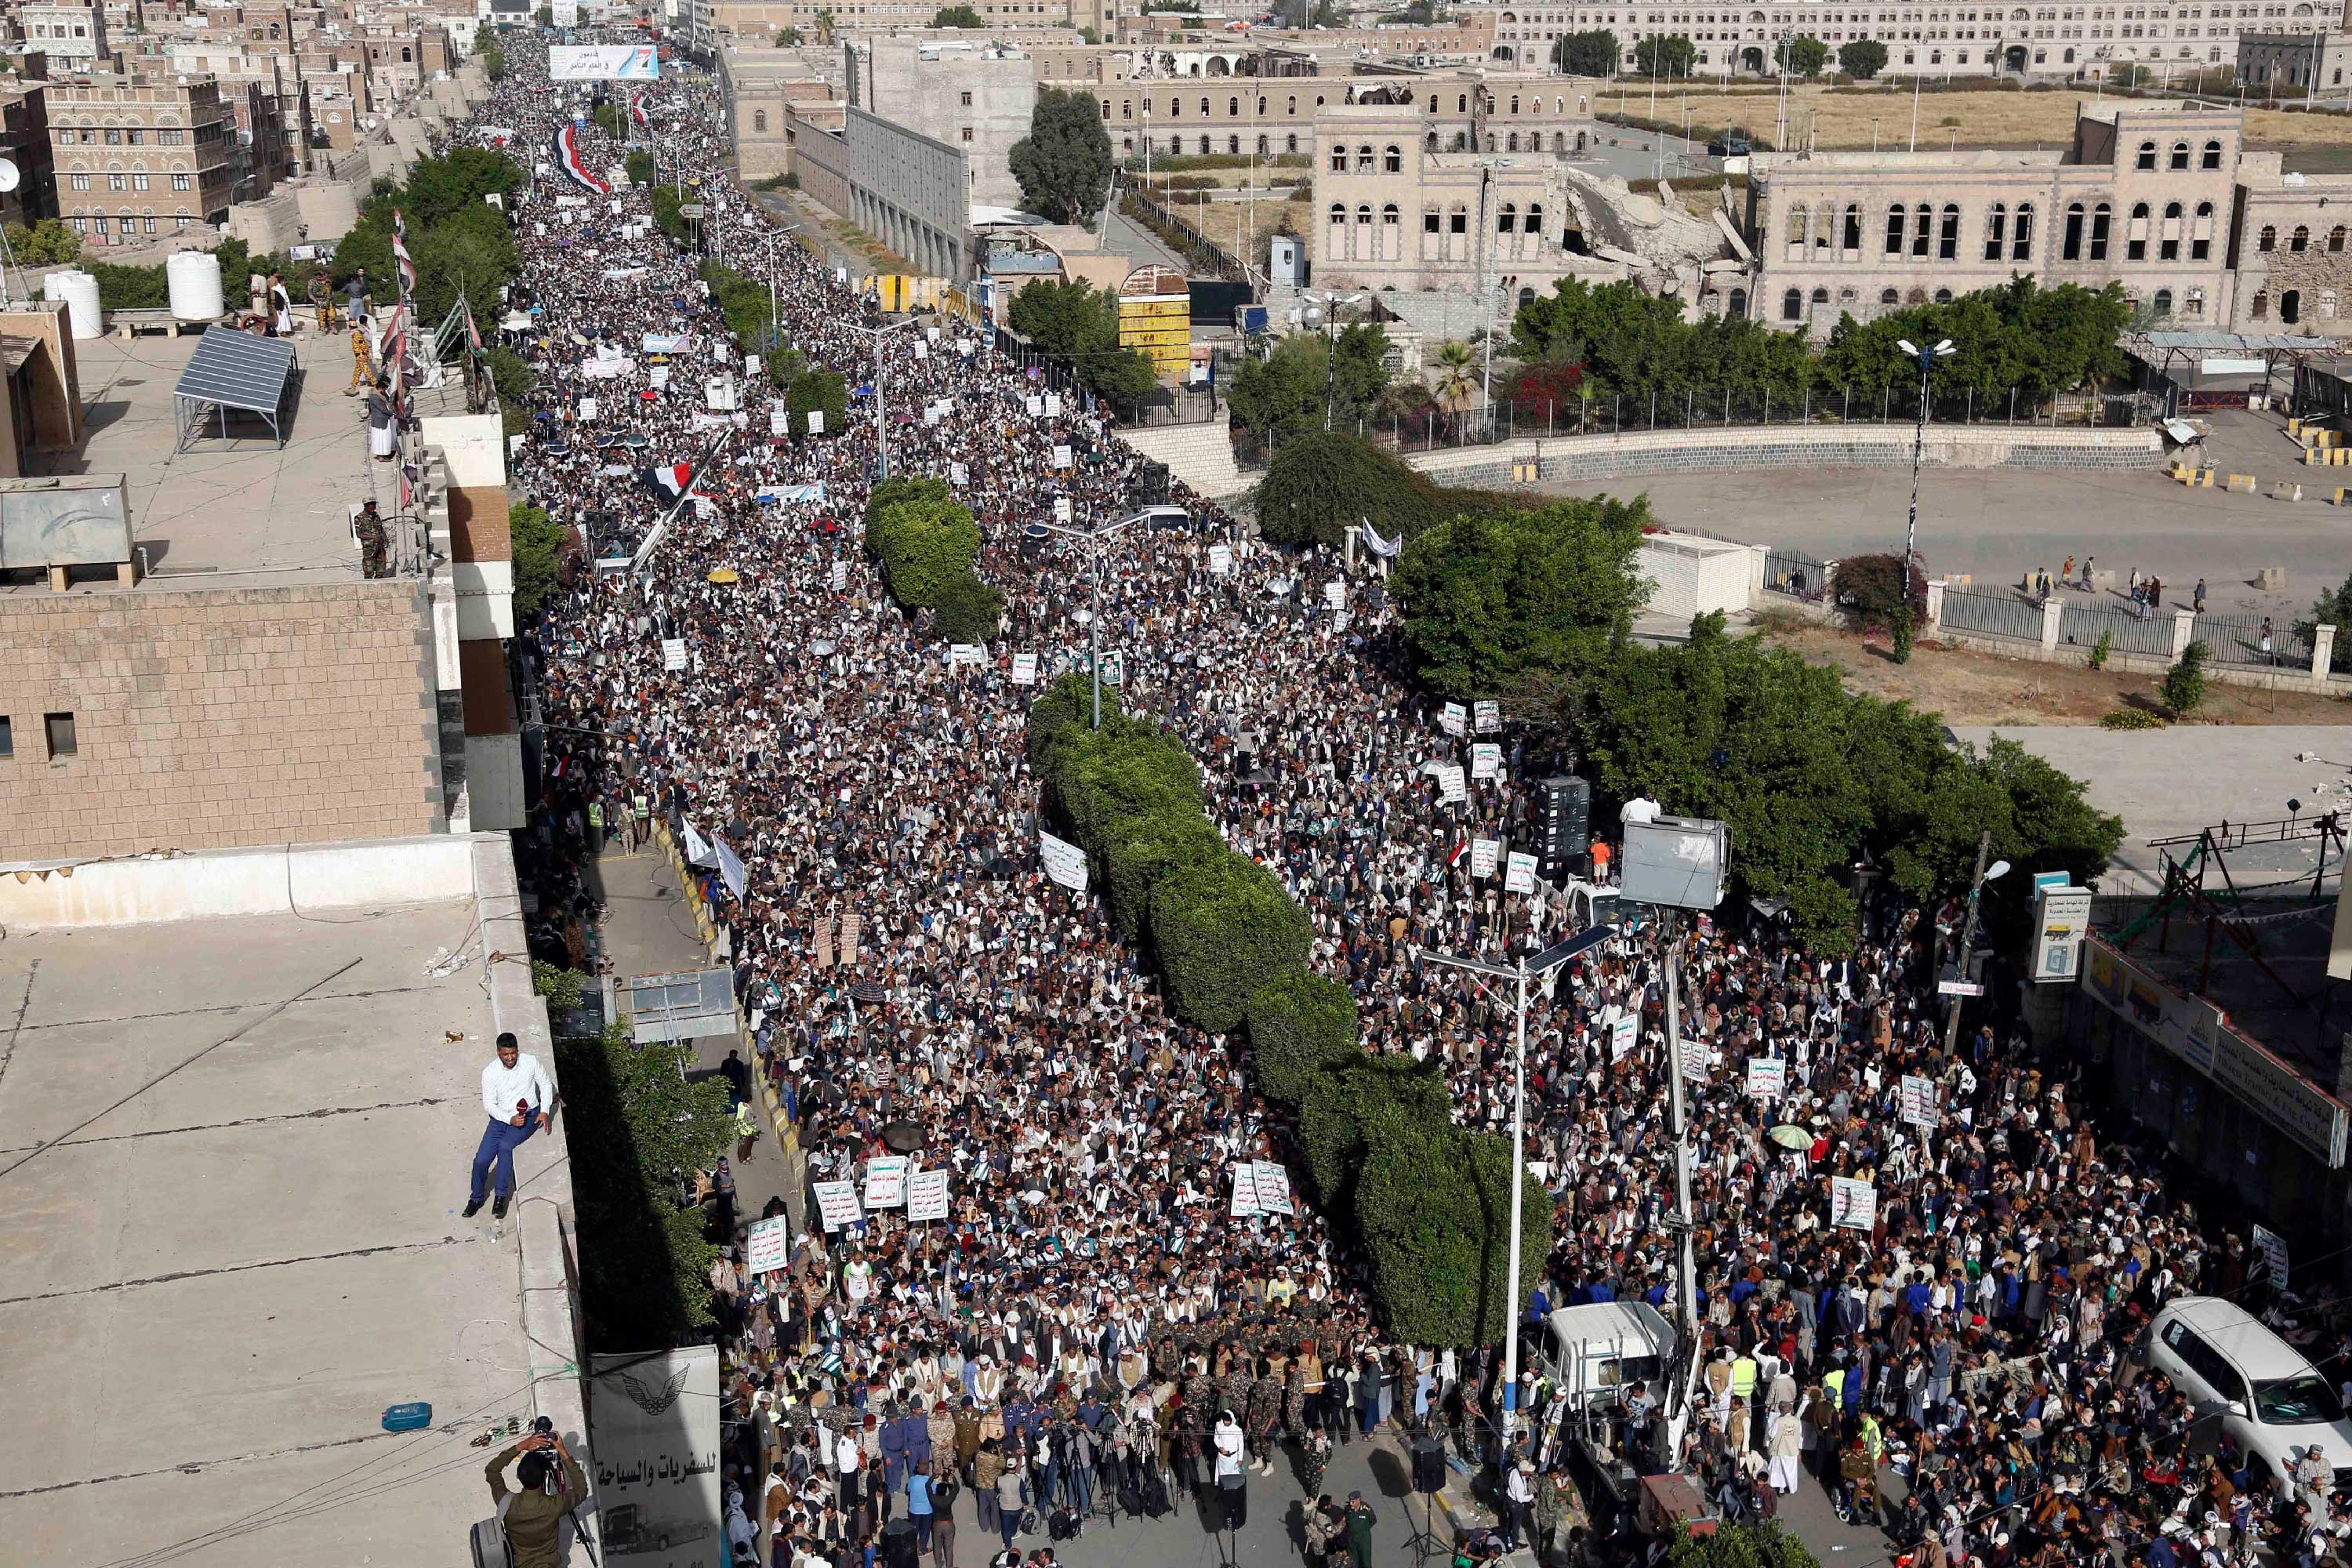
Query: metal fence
[[2057, 601, 2175, 660], [1938, 587, 2045, 643], [1120, 188, 1247, 283], [1762, 549, 1829, 603], [2194, 612, 2312, 669]]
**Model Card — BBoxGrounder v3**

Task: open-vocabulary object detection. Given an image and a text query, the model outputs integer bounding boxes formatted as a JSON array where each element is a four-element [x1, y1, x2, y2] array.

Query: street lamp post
[[1416, 924, 1612, 1454], [1038, 512, 1147, 729], [850, 315, 920, 481], [1942, 834, 2011, 1055], [1299, 289, 1365, 433], [1896, 336, 1955, 588]]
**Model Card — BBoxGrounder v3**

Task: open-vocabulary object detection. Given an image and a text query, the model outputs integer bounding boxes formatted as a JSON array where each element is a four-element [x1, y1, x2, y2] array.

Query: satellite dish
[[0, 161, 21, 194]]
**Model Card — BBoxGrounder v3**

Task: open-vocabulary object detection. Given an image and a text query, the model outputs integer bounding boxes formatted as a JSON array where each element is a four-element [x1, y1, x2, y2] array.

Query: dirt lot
[[1601, 82, 2352, 152], [1156, 190, 1314, 271], [1755, 618, 2352, 726]]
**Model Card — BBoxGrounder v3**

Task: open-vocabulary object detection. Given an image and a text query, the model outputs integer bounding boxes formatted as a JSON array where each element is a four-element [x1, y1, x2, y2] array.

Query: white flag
[[714, 835, 747, 899]]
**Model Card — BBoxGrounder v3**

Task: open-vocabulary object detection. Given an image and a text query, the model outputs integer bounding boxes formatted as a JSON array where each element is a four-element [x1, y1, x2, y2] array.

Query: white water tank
[[167, 249, 227, 321], [45, 269, 100, 338]]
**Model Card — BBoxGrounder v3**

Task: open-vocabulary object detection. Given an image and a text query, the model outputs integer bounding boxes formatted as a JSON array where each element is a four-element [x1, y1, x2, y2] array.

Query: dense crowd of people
[[463, 32, 2352, 1568]]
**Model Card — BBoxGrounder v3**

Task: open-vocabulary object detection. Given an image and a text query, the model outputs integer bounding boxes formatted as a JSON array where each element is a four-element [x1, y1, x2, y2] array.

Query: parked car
[[2136, 1296, 2352, 1490], [1706, 132, 1753, 158]]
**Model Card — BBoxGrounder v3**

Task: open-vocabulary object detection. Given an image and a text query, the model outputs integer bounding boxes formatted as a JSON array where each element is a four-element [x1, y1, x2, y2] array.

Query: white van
[[2141, 1296, 2352, 1489], [1538, 1301, 1679, 1409]]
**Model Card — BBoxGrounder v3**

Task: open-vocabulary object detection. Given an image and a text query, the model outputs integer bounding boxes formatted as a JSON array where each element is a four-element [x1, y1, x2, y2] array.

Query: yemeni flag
[[553, 122, 610, 194], [630, 93, 652, 129], [640, 460, 713, 508], [391, 231, 417, 296]]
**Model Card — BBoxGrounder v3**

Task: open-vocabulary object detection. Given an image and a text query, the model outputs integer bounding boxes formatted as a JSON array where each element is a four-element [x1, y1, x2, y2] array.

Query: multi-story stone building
[[47, 71, 237, 247], [1472, 0, 2343, 78], [1083, 67, 1606, 161], [1740, 101, 2245, 332], [18, 0, 111, 65], [0, 79, 58, 226], [850, 35, 1036, 209], [2227, 154, 2352, 332], [2235, 27, 2352, 88]]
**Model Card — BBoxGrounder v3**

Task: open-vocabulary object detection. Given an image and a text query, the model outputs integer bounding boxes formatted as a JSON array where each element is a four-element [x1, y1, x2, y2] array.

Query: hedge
[[862, 476, 997, 642], [1026, 673, 1550, 1348]]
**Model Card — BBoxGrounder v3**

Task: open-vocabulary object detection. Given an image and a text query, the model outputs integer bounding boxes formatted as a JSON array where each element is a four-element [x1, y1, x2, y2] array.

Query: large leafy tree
[[931, 3, 984, 23], [1777, 33, 1831, 76], [1004, 276, 1160, 411], [1391, 495, 1652, 699], [1230, 336, 1331, 439], [1838, 37, 1889, 77], [1010, 88, 1114, 226], [1668, 1523, 1821, 1568], [1635, 33, 1696, 76], [1553, 28, 1620, 74]]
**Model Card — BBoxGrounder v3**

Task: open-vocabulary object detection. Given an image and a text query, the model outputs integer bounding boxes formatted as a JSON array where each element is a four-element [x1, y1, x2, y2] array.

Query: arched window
[[2333, 226, 2350, 252], [1525, 202, 1544, 235], [2012, 201, 2034, 261], [1933, 288, 1954, 303], [2153, 288, 2174, 317], [1984, 201, 2008, 263], [1356, 143, 1375, 171], [1939, 204, 1960, 260], [1229, 96, 1240, 115], [753, 110, 768, 132], [2252, 290, 2270, 320], [1506, 132, 1520, 152], [1518, 285, 1537, 309], [1498, 201, 1517, 233], [2259, 224, 2278, 252], [2089, 201, 2112, 262], [1329, 202, 1346, 225], [1880, 287, 1900, 304], [1729, 288, 1748, 318], [1811, 286, 1831, 304], [1227, 136, 1240, 155], [2062, 201, 2085, 261], [1510, 95, 1521, 112], [2292, 224, 2311, 252], [1382, 202, 1400, 224], [1783, 288, 1804, 320], [1287, 96, 1297, 113], [1384, 144, 1402, 172], [1786, 207, 1808, 249], [2135, 140, 2157, 170], [1913, 203, 1933, 258], [1328, 145, 1346, 172], [2201, 139, 2223, 169], [2282, 288, 2303, 325], [2164, 201, 2183, 219], [1356, 204, 1373, 226], [1842, 203, 1861, 252], [2169, 140, 2190, 170], [1886, 204, 1906, 256]]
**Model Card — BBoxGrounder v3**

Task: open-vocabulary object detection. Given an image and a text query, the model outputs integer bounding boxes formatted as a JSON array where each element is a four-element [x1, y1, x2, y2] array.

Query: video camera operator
[[485, 1421, 588, 1568]]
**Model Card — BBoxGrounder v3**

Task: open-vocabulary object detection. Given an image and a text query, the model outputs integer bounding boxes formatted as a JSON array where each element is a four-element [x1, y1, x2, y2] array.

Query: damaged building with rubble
[[1309, 100, 1749, 325]]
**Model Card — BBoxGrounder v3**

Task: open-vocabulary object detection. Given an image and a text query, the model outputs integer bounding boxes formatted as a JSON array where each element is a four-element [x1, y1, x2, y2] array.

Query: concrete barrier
[[0, 833, 485, 927], [2227, 474, 2258, 492]]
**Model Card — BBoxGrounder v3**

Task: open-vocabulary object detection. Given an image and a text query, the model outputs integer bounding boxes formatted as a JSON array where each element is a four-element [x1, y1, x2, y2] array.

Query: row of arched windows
[[1791, 196, 2223, 267], [2132, 137, 2225, 171], [2256, 223, 2350, 253], [1326, 201, 1548, 233]]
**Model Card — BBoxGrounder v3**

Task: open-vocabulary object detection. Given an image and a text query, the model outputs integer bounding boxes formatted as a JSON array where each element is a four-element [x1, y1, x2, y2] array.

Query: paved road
[[1536, 414, 2350, 618]]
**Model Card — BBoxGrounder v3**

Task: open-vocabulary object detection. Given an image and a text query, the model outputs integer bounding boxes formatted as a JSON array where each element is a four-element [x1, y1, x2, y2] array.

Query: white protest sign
[[1252, 1161, 1294, 1216], [948, 644, 986, 666], [1011, 651, 1039, 685], [746, 1214, 790, 1273], [950, 461, 969, 485], [744, 352, 760, 375], [1044, 393, 1063, 418], [1470, 742, 1501, 781], [1609, 1014, 1639, 1062], [1471, 838, 1501, 879], [661, 638, 687, 672], [651, 365, 671, 390], [805, 409, 824, 434], [1439, 702, 1466, 736], [906, 1167, 953, 1222], [1504, 850, 1538, 895], [1208, 543, 1233, 575], [579, 397, 599, 420], [1039, 829, 1091, 894], [1831, 1177, 1878, 1232], [812, 1180, 863, 1232], [1025, 395, 1044, 416], [1900, 1074, 1940, 1129], [1054, 498, 1073, 522], [1475, 699, 1501, 734], [1229, 1163, 1262, 1218], [2253, 1223, 2291, 1283], [829, 561, 849, 591], [863, 1155, 909, 1208], [1052, 444, 1073, 469], [1746, 1058, 1788, 1099], [766, 402, 784, 434], [1436, 764, 1468, 804], [1323, 581, 1345, 611], [1679, 1036, 1710, 1083]]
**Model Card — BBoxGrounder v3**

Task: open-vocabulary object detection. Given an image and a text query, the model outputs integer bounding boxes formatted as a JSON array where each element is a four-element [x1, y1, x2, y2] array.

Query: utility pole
[[1943, 831, 2009, 1057], [1659, 911, 1701, 1466]]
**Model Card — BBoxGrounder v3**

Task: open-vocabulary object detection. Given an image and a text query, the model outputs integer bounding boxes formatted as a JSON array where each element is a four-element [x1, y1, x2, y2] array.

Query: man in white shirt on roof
[[464, 1031, 555, 1222]]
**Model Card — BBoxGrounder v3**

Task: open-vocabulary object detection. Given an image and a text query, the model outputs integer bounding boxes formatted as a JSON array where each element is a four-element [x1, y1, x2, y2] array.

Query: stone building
[[1470, 0, 2343, 78], [2227, 156, 2352, 333], [17, 0, 111, 65], [2236, 27, 2352, 89], [47, 71, 238, 247], [1085, 68, 1605, 162], [1741, 101, 2245, 333], [851, 35, 1035, 211]]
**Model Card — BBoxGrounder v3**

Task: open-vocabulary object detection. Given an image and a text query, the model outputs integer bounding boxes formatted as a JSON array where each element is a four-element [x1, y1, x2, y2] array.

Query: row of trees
[[1560, 27, 1884, 77], [1027, 675, 1548, 1346], [865, 477, 1004, 643], [1508, 275, 2134, 420], [1381, 499, 2122, 951]]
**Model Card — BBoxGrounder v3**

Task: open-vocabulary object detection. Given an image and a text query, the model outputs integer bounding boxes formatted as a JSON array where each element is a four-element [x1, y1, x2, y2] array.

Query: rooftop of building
[[11, 325, 368, 593], [0, 871, 554, 1567]]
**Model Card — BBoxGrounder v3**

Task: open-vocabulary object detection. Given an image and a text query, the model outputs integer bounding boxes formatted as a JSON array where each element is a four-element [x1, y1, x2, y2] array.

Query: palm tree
[[814, 6, 837, 42], [1430, 339, 1477, 413]]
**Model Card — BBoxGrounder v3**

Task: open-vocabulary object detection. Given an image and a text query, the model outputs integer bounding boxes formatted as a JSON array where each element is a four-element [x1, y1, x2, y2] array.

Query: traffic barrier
[[2274, 482, 2303, 502], [2227, 474, 2257, 492]]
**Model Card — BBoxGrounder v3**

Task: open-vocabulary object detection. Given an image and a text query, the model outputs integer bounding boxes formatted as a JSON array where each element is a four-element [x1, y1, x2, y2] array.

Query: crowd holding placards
[[465, 34, 2352, 1568]]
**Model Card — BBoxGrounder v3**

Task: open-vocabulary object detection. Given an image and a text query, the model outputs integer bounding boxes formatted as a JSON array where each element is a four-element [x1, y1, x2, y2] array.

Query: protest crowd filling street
[[475, 34, 2352, 1568]]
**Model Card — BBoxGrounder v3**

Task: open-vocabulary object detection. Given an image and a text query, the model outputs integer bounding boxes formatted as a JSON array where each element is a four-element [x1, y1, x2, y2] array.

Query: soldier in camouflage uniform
[[1246, 1359, 1283, 1475]]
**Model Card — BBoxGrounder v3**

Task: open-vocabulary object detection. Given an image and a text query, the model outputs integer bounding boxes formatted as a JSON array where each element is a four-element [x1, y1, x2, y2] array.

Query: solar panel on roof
[[172, 328, 297, 417]]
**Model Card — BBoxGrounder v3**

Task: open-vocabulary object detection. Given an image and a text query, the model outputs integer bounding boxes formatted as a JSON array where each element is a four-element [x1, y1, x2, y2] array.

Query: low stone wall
[[1406, 423, 2162, 490]]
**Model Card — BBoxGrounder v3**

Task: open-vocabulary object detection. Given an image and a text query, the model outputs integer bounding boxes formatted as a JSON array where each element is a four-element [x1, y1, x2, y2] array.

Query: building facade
[[2236, 27, 2352, 87], [1743, 102, 2245, 332], [2227, 152, 2352, 333], [18, 0, 111, 64], [854, 36, 1036, 210], [1474, 0, 2344, 77], [48, 72, 236, 246], [842, 105, 969, 275], [1083, 69, 1604, 162]]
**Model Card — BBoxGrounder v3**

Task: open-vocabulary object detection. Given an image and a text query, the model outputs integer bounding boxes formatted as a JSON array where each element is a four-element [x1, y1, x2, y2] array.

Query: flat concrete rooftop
[[9, 325, 372, 593], [0, 897, 555, 1566]]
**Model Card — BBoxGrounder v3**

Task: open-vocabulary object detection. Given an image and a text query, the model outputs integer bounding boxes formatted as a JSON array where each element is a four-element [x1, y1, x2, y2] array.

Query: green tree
[[1431, 338, 1479, 412], [556, 1022, 736, 1350], [2294, 568, 2352, 670], [1330, 321, 1393, 422], [931, 3, 985, 23], [782, 366, 848, 437], [1881, 735, 2122, 946], [1250, 430, 1518, 548], [6, 218, 82, 265], [481, 44, 506, 81], [1777, 33, 1831, 75], [1837, 36, 1889, 77], [1553, 28, 1620, 74], [626, 150, 653, 187], [1229, 334, 1332, 440], [1356, 1105, 1551, 1348], [814, 8, 836, 41], [1009, 88, 1114, 226], [1668, 1521, 1821, 1568], [2162, 638, 2210, 717], [487, 345, 536, 405], [1391, 496, 1653, 699], [1006, 276, 1160, 408], [1246, 972, 1359, 1105], [1634, 33, 1697, 76], [777, 24, 804, 42], [510, 500, 572, 619]]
